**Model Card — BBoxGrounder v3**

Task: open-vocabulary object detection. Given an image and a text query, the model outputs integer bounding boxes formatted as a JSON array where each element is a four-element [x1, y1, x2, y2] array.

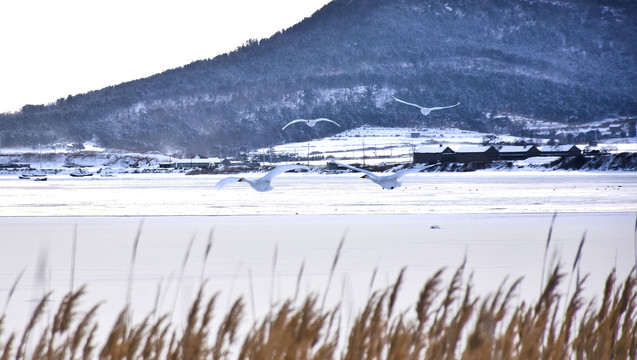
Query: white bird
[[331, 161, 437, 190], [393, 96, 460, 116], [214, 164, 309, 192], [282, 118, 341, 130]]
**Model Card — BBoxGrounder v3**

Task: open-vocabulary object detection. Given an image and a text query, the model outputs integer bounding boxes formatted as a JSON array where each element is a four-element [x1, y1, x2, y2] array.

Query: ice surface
[[0, 212, 635, 344], [0, 172, 635, 216]]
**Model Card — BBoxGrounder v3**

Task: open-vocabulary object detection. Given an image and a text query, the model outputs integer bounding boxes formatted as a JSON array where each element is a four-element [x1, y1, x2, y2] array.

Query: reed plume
[[2, 269, 24, 317]]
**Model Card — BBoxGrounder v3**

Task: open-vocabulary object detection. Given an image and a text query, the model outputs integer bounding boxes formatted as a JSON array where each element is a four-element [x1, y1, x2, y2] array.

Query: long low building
[[413, 144, 581, 163], [539, 145, 581, 157], [454, 146, 500, 162], [498, 145, 541, 160], [413, 145, 456, 163], [159, 158, 220, 169]]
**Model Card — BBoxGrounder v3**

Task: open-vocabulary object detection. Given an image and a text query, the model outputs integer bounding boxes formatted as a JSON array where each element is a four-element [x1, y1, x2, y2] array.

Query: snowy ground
[[255, 125, 637, 166], [256, 126, 506, 165], [1, 172, 636, 343], [2, 125, 636, 172]]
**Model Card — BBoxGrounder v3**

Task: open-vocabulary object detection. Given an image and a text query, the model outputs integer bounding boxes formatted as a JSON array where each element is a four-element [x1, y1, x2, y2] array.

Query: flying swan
[[214, 164, 309, 192], [331, 161, 437, 190], [282, 118, 341, 130], [392, 96, 460, 116]]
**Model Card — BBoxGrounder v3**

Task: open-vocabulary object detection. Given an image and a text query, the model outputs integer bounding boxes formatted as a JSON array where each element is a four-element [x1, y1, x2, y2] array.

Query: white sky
[[0, 0, 332, 114]]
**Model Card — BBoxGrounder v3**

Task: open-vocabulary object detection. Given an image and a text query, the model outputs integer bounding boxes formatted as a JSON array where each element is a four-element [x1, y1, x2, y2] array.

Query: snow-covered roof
[[455, 146, 496, 153], [414, 145, 451, 153], [540, 145, 580, 152], [499, 145, 537, 153]]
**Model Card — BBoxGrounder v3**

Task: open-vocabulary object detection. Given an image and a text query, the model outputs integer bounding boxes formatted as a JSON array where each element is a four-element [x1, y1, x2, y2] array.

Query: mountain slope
[[1, 0, 635, 154]]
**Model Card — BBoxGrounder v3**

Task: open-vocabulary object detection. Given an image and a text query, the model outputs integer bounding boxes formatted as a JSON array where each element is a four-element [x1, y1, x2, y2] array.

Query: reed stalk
[[127, 218, 144, 309], [2, 269, 24, 317], [270, 243, 278, 308], [200, 227, 214, 286], [322, 233, 346, 310], [541, 212, 557, 296], [293, 259, 305, 303], [70, 224, 77, 292], [171, 236, 194, 322]]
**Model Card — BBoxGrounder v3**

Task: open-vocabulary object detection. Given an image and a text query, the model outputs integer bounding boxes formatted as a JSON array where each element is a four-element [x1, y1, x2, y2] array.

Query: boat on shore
[[19, 173, 47, 180], [70, 169, 93, 177]]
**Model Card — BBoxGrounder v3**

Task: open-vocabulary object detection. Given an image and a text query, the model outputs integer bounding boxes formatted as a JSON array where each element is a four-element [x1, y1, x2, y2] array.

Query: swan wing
[[427, 102, 460, 111], [260, 164, 309, 182], [392, 96, 422, 109], [316, 118, 341, 127], [282, 119, 306, 130], [214, 177, 242, 190], [389, 162, 438, 179], [388, 168, 421, 180], [332, 160, 378, 179]]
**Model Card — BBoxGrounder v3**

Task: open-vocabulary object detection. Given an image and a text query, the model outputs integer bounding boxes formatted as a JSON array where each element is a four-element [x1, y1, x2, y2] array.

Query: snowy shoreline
[[1, 172, 636, 216]]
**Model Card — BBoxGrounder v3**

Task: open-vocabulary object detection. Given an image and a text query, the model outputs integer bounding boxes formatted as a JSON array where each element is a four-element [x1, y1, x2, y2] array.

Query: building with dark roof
[[498, 145, 541, 160], [413, 145, 455, 163], [454, 146, 500, 162], [539, 145, 581, 157]]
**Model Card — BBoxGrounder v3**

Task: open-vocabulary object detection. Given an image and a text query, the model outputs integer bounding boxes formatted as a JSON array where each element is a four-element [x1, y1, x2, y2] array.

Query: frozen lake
[[0, 171, 636, 341], [1, 171, 636, 215]]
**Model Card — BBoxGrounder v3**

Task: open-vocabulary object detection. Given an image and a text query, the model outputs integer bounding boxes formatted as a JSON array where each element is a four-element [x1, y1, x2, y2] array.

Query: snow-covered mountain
[[0, 0, 635, 154]]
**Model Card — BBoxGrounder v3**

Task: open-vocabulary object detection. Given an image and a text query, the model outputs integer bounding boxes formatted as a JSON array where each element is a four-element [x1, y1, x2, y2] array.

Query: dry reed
[[2, 235, 637, 359], [2, 264, 636, 359]]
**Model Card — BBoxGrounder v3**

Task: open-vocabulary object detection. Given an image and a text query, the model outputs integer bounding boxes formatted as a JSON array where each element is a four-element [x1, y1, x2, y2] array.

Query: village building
[[412, 143, 584, 164], [413, 145, 455, 163], [454, 146, 500, 162], [539, 145, 581, 157], [159, 158, 219, 169], [498, 145, 541, 160]]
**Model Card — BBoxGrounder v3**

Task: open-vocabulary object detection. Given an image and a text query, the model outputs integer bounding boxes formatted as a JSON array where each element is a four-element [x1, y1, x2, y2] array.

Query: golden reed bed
[[2, 221, 636, 359]]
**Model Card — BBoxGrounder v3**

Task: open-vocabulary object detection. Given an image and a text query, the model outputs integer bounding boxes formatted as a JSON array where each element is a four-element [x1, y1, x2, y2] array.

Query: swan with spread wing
[[282, 118, 340, 130], [393, 96, 460, 116], [214, 164, 309, 192], [331, 160, 437, 190]]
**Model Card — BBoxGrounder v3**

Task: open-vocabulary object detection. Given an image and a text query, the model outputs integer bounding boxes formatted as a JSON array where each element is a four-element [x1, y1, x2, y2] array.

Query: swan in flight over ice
[[282, 118, 341, 130], [392, 96, 460, 116], [214, 164, 309, 192], [331, 160, 437, 190]]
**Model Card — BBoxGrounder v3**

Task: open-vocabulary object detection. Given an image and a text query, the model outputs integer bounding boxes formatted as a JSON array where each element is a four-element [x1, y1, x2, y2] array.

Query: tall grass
[[1, 262, 635, 359], [2, 217, 636, 359]]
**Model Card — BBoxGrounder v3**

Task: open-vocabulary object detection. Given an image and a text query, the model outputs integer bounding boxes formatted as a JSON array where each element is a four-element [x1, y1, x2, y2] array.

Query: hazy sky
[[0, 0, 332, 113]]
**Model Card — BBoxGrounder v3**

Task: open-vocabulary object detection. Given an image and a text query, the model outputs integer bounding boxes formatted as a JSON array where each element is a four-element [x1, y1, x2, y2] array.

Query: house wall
[[455, 148, 499, 162], [413, 153, 442, 163], [413, 145, 584, 163]]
